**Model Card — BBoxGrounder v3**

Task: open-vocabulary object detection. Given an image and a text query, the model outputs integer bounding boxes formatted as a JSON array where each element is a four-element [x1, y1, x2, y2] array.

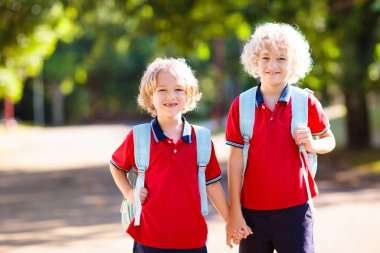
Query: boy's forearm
[[109, 164, 133, 199], [207, 181, 229, 222], [228, 146, 244, 215], [312, 129, 335, 154], [229, 168, 243, 215]]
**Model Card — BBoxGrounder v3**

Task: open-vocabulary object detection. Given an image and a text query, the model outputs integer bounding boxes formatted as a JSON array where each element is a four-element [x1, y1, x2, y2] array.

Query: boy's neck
[[260, 82, 287, 111], [260, 82, 286, 96], [157, 115, 184, 143]]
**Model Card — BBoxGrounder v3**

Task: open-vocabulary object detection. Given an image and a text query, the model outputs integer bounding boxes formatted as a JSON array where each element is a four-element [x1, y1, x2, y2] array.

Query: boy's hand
[[294, 126, 315, 153], [140, 187, 148, 204], [124, 187, 148, 204], [226, 214, 253, 248], [230, 227, 247, 245], [232, 237, 241, 245], [233, 227, 247, 241]]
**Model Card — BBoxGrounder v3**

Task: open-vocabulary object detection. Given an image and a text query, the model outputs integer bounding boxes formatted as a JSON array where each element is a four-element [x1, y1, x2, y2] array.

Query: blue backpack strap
[[239, 86, 257, 175], [132, 123, 151, 226], [121, 169, 137, 229], [290, 86, 318, 176], [290, 86, 309, 136], [290, 86, 316, 212], [193, 125, 211, 216]]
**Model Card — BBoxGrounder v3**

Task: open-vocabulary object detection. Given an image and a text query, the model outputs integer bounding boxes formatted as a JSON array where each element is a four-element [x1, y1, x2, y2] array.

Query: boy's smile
[[153, 69, 187, 120], [265, 71, 281, 75]]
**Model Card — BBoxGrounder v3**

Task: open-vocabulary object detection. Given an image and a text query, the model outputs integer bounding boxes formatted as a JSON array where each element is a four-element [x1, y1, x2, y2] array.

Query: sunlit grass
[[354, 160, 380, 173]]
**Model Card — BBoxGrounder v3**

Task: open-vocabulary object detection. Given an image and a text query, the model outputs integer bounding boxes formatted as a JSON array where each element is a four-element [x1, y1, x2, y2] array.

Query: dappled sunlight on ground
[[1, 124, 380, 253]]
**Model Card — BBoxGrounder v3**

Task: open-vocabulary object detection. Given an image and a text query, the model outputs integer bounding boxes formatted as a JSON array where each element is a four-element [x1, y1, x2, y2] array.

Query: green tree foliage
[[233, 0, 380, 149], [324, 0, 380, 149], [0, 0, 81, 102], [3, 0, 380, 149], [42, 0, 158, 123]]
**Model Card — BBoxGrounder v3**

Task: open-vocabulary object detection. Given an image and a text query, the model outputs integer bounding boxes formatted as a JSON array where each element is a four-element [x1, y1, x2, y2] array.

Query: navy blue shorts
[[239, 203, 314, 253], [133, 241, 207, 253]]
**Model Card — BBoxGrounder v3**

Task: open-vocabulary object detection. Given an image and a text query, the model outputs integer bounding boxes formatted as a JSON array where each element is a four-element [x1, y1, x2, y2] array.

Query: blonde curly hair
[[241, 22, 313, 84], [137, 58, 202, 116]]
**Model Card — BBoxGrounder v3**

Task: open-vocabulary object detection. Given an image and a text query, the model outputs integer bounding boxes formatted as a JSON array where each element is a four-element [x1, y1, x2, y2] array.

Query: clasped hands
[[225, 216, 253, 248]]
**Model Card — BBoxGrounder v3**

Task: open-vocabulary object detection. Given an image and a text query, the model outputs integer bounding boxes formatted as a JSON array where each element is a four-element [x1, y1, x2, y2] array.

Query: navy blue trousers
[[133, 241, 207, 253], [239, 203, 314, 253]]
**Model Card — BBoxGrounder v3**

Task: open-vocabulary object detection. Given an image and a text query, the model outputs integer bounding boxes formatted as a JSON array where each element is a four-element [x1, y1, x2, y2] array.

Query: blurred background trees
[[1, 0, 380, 150]]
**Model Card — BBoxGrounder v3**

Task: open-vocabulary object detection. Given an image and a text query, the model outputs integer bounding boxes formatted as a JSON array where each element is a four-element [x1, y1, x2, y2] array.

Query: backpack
[[239, 85, 317, 211], [120, 123, 211, 229]]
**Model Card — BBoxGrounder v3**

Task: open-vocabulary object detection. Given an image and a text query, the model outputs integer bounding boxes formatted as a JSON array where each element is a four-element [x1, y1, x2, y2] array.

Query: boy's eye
[[157, 89, 166, 92], [175, 88, 184, 92], [262, 57, 269, 60], [279, 57, 287, 61]]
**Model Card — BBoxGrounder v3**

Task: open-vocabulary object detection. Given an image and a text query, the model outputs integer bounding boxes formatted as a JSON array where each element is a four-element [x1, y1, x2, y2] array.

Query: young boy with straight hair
[[110, 58, 229, 253]]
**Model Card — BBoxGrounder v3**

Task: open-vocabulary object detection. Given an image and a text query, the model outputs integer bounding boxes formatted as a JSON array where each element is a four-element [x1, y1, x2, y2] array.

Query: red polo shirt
[[226, 85, 330, 210], [111, 118, 222, 249]]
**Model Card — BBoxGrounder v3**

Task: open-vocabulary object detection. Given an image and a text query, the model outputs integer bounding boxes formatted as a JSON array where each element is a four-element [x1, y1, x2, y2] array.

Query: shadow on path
[[0, 164, 227, 249]]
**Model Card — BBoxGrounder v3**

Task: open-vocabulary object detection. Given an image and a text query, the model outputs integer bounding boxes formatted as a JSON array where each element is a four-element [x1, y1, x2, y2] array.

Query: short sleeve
[[110, 130, 135, 171], [225, 96, 244, 148], [205, 141, 222, 185], [308, 93, 330, 136]]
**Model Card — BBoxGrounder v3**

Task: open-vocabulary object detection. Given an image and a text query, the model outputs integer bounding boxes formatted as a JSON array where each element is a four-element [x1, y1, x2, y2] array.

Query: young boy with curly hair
[[225, 23, 336, 253], [110, 58, 229, 253]]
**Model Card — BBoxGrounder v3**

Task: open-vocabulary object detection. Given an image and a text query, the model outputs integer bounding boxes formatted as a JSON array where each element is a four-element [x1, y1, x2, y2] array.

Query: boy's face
[[257, 47, 292, 88], [153, 69, 187, 120]]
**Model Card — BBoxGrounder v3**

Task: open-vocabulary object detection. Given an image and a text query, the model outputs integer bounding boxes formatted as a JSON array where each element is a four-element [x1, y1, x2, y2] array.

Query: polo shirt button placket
[[168, 139, 177, 154]]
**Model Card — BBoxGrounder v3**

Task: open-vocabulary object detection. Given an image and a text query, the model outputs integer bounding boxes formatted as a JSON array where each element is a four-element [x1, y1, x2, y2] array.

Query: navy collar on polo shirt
[[255, 83, 291, 106], [150, 116, 192, 143]]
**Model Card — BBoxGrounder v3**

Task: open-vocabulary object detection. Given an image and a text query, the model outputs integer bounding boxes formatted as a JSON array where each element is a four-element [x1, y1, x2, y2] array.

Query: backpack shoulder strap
[[193, 125, 212, 167], [192, 125, 211, 216], [132, 123, 151, 226], [239, 86, 258, 174], [133, 123, 151, 171], [290, 86, 317, 212], [290, 86, 309, 137]]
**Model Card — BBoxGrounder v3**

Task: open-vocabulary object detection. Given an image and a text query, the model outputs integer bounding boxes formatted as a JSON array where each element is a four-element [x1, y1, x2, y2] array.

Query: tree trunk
[[344, 88, 370, 149], [212, 39, 225, 127], [3, 97, 15, 128], [341, 3, 376, 149], [341, 41, 371, 150], [33, 74, 45, 126], [88, 75, 102, 122], [52, 83, 64, 126], [328, 1, 377, 149]]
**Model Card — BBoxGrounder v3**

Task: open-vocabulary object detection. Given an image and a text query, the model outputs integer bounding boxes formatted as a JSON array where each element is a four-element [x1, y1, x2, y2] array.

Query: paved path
[[1, 124, 379, 253]]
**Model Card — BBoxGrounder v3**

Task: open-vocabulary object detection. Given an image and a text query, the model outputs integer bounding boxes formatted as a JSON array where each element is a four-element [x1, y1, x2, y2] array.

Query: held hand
[[232, 237, 241, 245], [225, 214, 253, 248], [230, 227, 248, 246], [233, 227, 249, 241], [294, 126, 315, 153]]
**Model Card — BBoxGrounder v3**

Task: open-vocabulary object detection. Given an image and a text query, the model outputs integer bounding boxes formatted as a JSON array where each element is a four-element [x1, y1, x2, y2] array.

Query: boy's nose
[[167, 90, 176, 99], [270, 60, 278, 68]]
